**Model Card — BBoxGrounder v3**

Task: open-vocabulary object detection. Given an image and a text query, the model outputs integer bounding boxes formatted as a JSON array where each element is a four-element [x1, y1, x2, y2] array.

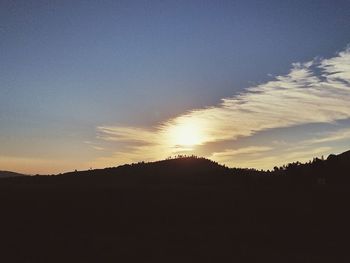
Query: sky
[[1, 0, 350, 174]]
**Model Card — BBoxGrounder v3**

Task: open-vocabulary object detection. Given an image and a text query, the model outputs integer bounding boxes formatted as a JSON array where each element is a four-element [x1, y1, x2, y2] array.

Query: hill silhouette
[[0, 170, 27, 178], [0, 151, 350, 262], [53, 150, 349, 186], [65, 155, 230, 176], [59, 156, 235, 185]]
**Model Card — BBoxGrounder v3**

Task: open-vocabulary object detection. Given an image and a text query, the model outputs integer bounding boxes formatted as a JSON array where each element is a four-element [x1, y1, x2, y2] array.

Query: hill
[[0, 151, 349, 262], [269, 150, 350, 185], [55, 150, 349, 185], [58, 156, 238, 185], [0, 170, 27, 178]]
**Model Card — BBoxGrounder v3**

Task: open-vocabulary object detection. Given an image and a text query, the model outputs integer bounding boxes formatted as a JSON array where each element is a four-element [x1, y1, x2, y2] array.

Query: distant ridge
[[57, 150, 350, 185], [63, 156, 230, 176], [0, 170, 27, 178], [59, 156, 238, 185], [2, 150, 349, 184]]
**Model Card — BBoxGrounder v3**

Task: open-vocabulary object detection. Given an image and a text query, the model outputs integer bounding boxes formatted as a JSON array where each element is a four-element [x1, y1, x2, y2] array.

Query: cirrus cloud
[[96, 47, 350, 168]]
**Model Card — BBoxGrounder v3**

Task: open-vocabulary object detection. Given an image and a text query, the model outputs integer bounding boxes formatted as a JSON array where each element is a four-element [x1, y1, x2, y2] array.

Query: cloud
[[302, 127, 350, 145], [230, 146, 333, 170], [211, 146, 273, 160], [96, 47, 350, 166]]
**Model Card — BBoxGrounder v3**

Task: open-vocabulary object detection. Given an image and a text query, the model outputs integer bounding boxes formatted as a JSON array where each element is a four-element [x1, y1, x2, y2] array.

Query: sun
[[169, 121, 204, 148]]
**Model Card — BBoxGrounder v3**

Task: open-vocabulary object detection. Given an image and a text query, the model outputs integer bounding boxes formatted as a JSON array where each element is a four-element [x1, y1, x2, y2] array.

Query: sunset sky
[[1, 0, 350, 174]]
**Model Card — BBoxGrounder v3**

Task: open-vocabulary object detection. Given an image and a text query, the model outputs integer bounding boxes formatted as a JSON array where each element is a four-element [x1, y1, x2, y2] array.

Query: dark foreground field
[[0, 156, 349, 262]]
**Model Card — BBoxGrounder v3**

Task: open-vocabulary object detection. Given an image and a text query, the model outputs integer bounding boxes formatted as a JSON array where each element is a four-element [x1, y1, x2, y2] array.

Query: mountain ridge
[[2, 150, 349, 184], [0, 150, 341, 186], [0, 170, 27, 178]]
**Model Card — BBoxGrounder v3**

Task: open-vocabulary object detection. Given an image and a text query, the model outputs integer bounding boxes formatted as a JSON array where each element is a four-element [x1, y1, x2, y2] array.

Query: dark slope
[[270, 150, 350, 185], [59, 157, 235, 185], [59, 150, 349, 185], [65, 156, 230, 177], [335, 149, 350, 158], [0, 153, 350, 262], [328, 149, 350, 162], [0, 170, 27, 178]]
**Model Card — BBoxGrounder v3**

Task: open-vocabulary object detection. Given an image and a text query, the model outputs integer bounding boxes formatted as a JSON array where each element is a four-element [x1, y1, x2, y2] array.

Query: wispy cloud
[[224, 146, 333, 170], [302, 127, 350, 145], [96, 47, 350, 167], [211, 146, 273, 160]]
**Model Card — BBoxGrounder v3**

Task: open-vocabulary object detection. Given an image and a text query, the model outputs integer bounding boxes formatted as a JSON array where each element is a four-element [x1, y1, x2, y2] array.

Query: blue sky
[[1, 0, 350, 173]]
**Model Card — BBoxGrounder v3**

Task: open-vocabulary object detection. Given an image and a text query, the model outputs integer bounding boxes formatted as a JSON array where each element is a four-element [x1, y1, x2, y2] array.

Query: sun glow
[[168, 121, 205, 148]]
